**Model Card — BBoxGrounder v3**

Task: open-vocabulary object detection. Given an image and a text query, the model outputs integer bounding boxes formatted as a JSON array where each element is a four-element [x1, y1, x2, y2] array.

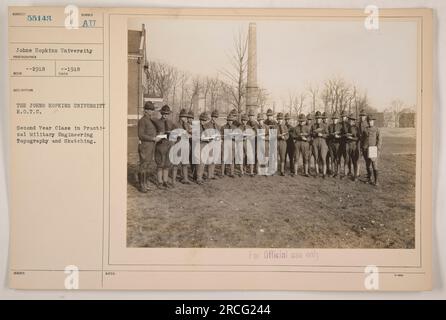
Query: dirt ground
[[127, 127, 416, 249]]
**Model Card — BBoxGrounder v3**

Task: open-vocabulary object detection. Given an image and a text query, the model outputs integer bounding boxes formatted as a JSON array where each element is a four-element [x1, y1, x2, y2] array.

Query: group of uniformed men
[[137, 101, 382, 193]]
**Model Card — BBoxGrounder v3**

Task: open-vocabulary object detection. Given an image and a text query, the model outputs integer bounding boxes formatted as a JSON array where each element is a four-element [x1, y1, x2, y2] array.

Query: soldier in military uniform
[[137, 101, 158, 193], [264, 109, 278, 173], [293, 113, 311, 176], [306, 113, 316, 174], [239, 114, 255, 176], [187, 110, 196, 181], [322, 112, 332, 174], [339, 110, 351, 178], [284, 113, 296, 176], [311, 111, 329, 178], [220, 113, 237, 177], [358, 109, 368, 133], [328, 112, 343, 178], [361, 115, 382, 185], [171, 108, 192, 185], [247, 109, 259, 130], [276, 112, 289, 176], [153, 105, 176, 188], [207, 110, 221, 179], [322, 112, 329, 125], [256, 112, 270, 175], [196, 112, 211, 185], [358, 109, 368, 177], [264, 108, 277, 128], [229, 108, 241, 127], [247, 109, 259, 173], [345, 114, 360, 181]]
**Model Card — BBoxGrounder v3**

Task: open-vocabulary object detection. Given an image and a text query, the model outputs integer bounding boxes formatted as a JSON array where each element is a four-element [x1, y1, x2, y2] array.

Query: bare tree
[[307, 84, 320, 113], [221, 29, 248, 115], [189, 76, 203, 113], [320, 76, 371, 115], [256, 87, 269, 114], [285, 91, 306, 116], [169, 69, 179, 114], [388, 99, 405, 128], [144, 61, 177, 100], [178, 71, 190, 110], [295, 92, 306, 115]]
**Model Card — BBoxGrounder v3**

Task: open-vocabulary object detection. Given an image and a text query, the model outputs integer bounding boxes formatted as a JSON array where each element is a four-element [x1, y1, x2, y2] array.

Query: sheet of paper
[[368, 146, 378, 158]]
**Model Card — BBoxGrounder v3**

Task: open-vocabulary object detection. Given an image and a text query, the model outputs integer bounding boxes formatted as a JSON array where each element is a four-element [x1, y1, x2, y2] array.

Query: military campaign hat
[[306, 113, 313, 120], [348, 113, 356, 120], [144, 101, 155, 111], [211, 110, 219, 118], [359, 109, 367, 116], [321, 112, 327, 119], [266, 108, 274, 116], [227, 113, 236, 121], [315, 111, 322, 119], [179, 108, 188, 118], [298, 113, 306, 122], [331, 112, 339, 119], [367, 114, 376, 121], [284, 113, 291, 120], [276, 112, 284, 120], [187, 110, 194, 119], [248, 109, 256, 117], [160, 104, 171, 115], [199, 112, 209, 121], [340, 110, 348, 117], [241, 113, 249, 121], [257, 113, 265, 120]]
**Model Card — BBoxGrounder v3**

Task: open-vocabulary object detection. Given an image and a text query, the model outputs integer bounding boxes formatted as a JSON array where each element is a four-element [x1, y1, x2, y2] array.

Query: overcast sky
[[128, 18, 418, 112]]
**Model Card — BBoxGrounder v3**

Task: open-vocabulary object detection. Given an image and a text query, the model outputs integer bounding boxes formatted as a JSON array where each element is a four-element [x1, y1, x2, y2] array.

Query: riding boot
[[156, 168, 164, 188], [373, 169, 379, 186], [138, 172, 147, 193], [172, 166, 177, 186], [366, 167, 372, 184], [143, 172, 149, 192], [304, 163, 309, 177], [182, 165, 191, 184], [163, 169, 171, 187], [280, 162, 285, 176], [332, 163, 338, 177], [341, 164, 346, 179]]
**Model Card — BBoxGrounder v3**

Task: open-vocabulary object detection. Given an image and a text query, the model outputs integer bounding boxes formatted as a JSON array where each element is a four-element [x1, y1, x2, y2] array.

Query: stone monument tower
[[246, 22, 258, 113]]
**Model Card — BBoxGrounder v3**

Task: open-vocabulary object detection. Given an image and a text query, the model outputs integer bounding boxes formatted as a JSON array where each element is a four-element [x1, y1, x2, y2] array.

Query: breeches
[[346, 142, 359, 164], [138, 142, 155, 172], [312, 138, 328, 164], [277, 140, 287, 163], [294, 141, 310, 164], [330, 142, 341, 163], [155, 140, 172, 169]]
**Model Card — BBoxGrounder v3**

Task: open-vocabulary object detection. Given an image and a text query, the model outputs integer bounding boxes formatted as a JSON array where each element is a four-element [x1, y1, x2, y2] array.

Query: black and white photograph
[[126, 17, 417, 249]]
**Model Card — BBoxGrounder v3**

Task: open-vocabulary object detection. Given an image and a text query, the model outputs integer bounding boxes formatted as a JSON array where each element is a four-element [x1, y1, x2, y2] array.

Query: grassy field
[[127, 127, 416, 248]]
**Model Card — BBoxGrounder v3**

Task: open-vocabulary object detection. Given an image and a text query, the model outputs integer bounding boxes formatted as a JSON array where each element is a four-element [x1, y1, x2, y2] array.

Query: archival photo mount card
[[8, 7, 433, 290]]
